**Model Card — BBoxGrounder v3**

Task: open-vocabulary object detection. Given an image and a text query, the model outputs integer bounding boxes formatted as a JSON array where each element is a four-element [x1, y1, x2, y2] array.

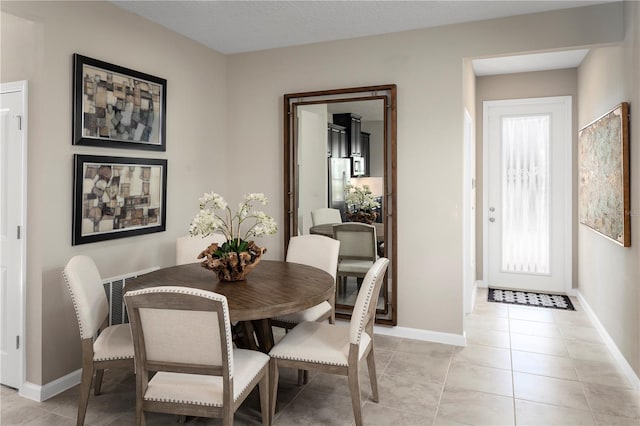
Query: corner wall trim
[[373, 325, 466, 347], [19, 369, 81, 402], [576, 291, 640, 390]]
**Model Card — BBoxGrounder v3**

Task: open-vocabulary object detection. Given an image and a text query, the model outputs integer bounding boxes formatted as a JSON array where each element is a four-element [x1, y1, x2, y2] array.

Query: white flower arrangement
[[190, 192, 277, 255], [344, 184, 380, 212]]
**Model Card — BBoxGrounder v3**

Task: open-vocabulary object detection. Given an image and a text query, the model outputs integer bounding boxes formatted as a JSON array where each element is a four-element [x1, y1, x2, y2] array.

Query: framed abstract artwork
[[578, 102, 630, 247], [73, 155, 167, 245], [73, 54, 167, 151]]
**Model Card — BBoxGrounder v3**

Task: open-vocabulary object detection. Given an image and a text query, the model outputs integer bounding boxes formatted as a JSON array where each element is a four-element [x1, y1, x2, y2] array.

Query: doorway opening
[[483, 96, 572, 294]]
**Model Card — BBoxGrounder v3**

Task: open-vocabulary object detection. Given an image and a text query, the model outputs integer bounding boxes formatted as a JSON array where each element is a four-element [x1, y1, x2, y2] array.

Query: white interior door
[[1, 81, 27, 389], [484, 97, 571, 294]]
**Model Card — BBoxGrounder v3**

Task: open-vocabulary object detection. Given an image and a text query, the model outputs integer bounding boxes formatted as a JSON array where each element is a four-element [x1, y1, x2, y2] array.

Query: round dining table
[[125, 260, 334, 352]]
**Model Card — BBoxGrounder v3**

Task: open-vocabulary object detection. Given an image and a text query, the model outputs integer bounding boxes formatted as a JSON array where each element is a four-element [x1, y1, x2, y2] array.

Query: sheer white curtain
[[501, 115, 550, 274]]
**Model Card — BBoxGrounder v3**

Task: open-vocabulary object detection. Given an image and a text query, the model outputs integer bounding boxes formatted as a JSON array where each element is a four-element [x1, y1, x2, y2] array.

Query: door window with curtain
[[485, 96, 571, 294], [501, 114, 550, 275]]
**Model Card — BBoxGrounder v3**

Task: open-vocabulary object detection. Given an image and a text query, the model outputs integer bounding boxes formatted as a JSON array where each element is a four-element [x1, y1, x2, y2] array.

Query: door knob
[[489, 217, 496, 223], [489, 207, 495, 212]]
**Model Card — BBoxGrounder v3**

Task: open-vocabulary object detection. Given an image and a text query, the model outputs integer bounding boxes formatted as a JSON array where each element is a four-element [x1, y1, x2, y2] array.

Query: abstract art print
[[73, 54, 167, 151], [73, 155, 167, 245], [578, 102, 630, 247]]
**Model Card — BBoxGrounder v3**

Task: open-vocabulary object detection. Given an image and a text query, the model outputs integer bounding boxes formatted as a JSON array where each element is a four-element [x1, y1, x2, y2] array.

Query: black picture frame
[[72, 155, 167, 245], [73, 54, 167, 151]]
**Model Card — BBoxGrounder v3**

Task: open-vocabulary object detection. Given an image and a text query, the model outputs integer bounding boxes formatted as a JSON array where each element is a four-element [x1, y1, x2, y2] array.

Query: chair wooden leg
[[366, 350, 379, 403], [93, 369, 104, 396], [135, 402, 145, 426], [347, 366, 363, 426], [135, 374, 146, 426], [269, 359, 279, 422], [296, 369, 309, 385], [222, 412, 233, 426], [258, 368, 270, 426], [77, 364, 93, 426], [77, 340, 94, 426]]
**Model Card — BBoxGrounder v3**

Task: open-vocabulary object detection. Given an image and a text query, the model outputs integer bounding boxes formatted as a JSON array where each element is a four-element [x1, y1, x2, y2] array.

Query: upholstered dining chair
[[269, 258, 389, 426], [311, 207, 342, 226], [271, 234, 340, 384], [63, 255, 135, 426], [124, 286, 270, 426], [271, 234, 340, 328], [175, 234, 227, 265], [332, 222, 377, 294]]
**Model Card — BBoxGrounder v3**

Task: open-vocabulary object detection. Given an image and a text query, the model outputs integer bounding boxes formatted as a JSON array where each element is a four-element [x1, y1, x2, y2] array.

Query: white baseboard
[[19, 369, 81, 402], [373, 324, 466, 347], [576, 291, 640, 391]]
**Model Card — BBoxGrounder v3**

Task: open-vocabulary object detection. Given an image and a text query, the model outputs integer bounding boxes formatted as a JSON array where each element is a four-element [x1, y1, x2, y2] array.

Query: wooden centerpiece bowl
[[198, 240, 266, 282]]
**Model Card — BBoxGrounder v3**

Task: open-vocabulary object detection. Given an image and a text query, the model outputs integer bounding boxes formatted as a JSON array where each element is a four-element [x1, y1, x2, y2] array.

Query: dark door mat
[[488, 288, 575, 311]]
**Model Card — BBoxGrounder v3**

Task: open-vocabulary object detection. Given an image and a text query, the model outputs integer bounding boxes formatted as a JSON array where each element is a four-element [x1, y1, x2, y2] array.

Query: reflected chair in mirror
[[176, 234, 227, 265], [63, 255, 135, 426], [311, 207, 342, 226], [333, 223, 377, 296], [269, 258, 389, 426], [124, 286, 270, 426]]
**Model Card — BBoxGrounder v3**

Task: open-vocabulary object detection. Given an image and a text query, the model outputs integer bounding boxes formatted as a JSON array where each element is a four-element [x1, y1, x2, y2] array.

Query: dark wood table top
[[309, 222, 384, 242], [125, 260, 334, 323]]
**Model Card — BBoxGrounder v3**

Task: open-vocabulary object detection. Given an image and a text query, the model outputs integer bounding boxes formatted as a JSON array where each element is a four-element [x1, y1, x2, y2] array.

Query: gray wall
[[576, 0, 640, 376]]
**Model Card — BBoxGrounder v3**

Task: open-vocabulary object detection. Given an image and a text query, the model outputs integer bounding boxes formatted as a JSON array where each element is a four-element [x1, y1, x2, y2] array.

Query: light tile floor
[[2, 288, 639, 425]]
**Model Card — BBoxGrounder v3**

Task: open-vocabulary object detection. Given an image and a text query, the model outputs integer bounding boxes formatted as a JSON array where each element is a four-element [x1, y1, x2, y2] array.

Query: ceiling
[[112, 0, 612, 74]]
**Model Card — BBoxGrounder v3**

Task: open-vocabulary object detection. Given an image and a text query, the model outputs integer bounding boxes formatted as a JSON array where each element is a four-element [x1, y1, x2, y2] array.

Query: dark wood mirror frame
[[284, 84, 397, 325]]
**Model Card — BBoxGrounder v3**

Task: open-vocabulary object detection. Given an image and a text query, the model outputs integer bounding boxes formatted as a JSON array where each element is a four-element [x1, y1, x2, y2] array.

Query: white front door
[[1, 81, 27, 389], [484, 97, 571, 294]]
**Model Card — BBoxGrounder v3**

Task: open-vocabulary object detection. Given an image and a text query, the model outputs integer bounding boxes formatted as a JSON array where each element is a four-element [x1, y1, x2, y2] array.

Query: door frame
[[1, 80, 28, 391], [463, 108, 476, 314], [482, 96, 573, 294]]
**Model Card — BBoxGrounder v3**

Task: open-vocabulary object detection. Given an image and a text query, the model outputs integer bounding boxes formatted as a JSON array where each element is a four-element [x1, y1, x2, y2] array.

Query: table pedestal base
[[232, 320, 274, 353]]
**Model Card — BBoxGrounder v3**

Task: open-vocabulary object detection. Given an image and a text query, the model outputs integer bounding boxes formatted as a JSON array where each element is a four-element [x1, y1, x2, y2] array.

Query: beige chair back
[[333, 223, 377, 262], [286, 234, 340, 281], [349, 258, 389, 344], [125, 286, 233, 375], [63, 255, 109, 339], [311, 208, 342, 226], [176, 234, 227, 265]]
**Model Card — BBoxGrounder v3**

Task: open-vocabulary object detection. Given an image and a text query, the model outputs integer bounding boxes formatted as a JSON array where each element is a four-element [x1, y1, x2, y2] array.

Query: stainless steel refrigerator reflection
[[328, 158, 351, 219]]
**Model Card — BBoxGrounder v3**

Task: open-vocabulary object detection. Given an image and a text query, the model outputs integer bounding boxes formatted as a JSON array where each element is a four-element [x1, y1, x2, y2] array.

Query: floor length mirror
[[284, 85, 397, 325]]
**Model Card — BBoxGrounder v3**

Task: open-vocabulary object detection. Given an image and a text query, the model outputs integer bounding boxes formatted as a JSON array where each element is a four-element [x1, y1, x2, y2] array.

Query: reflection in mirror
[[284, 85, 396, 325]]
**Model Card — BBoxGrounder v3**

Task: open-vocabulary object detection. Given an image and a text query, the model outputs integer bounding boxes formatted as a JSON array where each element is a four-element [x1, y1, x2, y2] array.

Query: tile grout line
[[508, 306, 518, 426], [430, 347, 455, 426]]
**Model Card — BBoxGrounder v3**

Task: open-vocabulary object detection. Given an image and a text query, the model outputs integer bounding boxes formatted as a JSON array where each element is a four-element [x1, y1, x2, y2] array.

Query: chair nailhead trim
[[144, 396, 223, 407], [352, 266, 380, 345], [94, 355, 133, 361], [62, 268, 86, 339], [272, 354, 347, 367]]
